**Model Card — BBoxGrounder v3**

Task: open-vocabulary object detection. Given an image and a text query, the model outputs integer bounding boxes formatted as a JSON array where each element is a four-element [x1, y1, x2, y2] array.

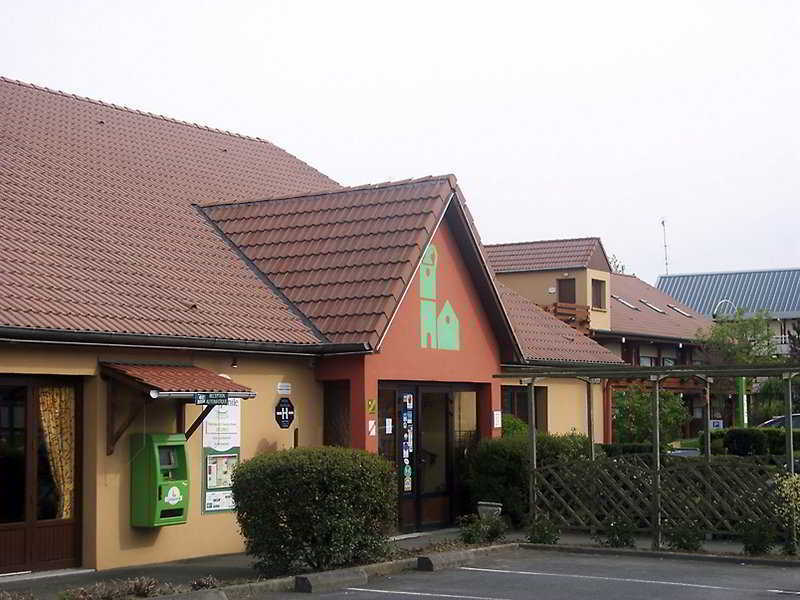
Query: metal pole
[[651, 375, 662, 551], [787, 373, 795, 476], [705, 377, 712, 463], [586, 379, 596, 461], [527, 379, 538, 520]]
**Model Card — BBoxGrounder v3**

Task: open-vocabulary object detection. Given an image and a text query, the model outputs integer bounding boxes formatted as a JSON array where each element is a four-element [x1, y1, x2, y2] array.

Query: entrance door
[[0, 379, 81, 573], [378, 386, 453, 532]]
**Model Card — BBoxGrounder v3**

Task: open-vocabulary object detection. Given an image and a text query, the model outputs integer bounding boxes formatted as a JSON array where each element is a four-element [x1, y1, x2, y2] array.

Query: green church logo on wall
[[420, 244, 460, 350]]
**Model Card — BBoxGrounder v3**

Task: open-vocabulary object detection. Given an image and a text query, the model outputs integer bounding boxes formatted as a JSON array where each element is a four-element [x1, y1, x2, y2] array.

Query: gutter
[[0, 326, 370, 357], [590, 329, 698, 345]]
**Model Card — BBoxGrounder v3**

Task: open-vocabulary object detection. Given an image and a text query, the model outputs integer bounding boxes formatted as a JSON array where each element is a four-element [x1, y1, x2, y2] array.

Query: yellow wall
[[538, 379, 604, 442], [585, 268, 611, 331], [0, 344, 321, 570]]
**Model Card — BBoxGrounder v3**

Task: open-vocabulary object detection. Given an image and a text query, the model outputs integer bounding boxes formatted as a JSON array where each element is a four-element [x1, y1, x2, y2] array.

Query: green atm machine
[[130, 433, 189, 527]]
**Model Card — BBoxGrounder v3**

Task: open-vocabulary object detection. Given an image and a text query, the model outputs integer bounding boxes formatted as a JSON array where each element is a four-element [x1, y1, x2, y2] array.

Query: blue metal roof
[[656, 269, 800, 319]]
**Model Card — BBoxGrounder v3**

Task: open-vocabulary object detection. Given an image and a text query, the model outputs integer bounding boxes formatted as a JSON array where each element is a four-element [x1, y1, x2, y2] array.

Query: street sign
[[194, 392, 229, 405], [275, 397, 295, 429]]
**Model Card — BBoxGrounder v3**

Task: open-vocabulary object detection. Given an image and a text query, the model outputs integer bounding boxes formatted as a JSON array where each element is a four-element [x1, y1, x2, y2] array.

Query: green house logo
[[419, 244, 460, 351]]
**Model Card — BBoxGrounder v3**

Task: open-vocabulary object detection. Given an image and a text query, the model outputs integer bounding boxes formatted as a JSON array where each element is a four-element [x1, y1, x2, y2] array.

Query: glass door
[[0, 380, 80, 573], [418, 390, 452, 528]]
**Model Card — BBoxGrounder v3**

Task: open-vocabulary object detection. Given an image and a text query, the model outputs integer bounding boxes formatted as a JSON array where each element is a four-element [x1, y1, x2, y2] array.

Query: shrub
[[697, 429, 727, 454], [592, 513, 636, 548], [663, 519, 704, 552], [737, 517, 777, 555], [724, 428, 768, 456], [457, 514, 507, 544], [232, 446, 396, 576], [60, 579, 181, 600], [613, 385, 688, 444], [760, 428, 800, 455], [190, 576, 220, 590], [1, 592, 33, 600], [598, 443, 651, 457], [502, 414, 528, 438], [528, 513, 560, 545], [774, 474, 800, 555], [465, 432, 594, 527]]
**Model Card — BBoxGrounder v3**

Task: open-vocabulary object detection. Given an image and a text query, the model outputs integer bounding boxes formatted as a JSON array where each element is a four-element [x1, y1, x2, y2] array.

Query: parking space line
[[459, 566, 773, 594], [346, 587, 513, 600]]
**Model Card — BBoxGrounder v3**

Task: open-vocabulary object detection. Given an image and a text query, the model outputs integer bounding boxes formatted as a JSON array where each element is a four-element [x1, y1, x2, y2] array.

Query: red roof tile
[[0, 77, 338, 344], [203, 177, 456, 347], [607, 273, 713, 340], [485, 238, 610, 273], [498, 283, 623, 364], [104, 363, 251, 393]]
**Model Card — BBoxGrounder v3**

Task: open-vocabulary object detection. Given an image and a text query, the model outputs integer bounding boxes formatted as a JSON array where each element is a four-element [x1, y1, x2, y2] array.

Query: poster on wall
[[202, 398, 241, 513]]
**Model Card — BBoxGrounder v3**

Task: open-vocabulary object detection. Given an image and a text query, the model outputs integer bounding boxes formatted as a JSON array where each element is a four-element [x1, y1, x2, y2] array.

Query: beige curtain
[[38, 385, 75, 519]]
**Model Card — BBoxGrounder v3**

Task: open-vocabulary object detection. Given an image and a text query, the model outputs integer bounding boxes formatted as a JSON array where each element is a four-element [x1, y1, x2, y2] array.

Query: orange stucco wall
[[317, 219, 504, 450]]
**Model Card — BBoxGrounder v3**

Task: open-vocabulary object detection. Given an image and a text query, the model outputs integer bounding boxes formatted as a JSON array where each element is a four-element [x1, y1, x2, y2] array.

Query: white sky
[[3, 1, 798, 284]]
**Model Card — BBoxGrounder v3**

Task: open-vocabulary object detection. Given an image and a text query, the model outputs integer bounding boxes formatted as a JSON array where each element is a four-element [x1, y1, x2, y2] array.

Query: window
[[591, 279, 606, 309], [667, 304, 693, 318], [557, 278, 576, 304], [501, 386, 547, 432], [639, 299, 665, 314], [640, 356, 658, 367], [662, 357, 677, 367], [612, 295, 640, 310]]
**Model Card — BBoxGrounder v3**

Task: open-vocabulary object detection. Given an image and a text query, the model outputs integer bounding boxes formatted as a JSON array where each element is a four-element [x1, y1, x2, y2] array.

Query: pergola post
[[651, 375, 662, 551], [786, 373, 795, 476], [587, 378, 600, 461], [527, 378, 538, 521], [704, 376, 713, 463]]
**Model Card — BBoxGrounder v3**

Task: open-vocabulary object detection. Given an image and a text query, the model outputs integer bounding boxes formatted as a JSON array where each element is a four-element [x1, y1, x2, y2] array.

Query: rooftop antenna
[[660, 217, 669, 275]]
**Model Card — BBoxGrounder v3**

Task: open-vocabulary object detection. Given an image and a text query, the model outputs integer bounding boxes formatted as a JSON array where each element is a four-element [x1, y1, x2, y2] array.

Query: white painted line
[[459, 566, 773, 594], [347, 588, 512, 600], [769, 591, 800, 596]]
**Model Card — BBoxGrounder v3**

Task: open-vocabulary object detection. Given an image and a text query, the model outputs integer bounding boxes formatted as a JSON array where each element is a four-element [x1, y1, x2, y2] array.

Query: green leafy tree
[[695, 309, 777, 365], [612, 384, 688, 444]]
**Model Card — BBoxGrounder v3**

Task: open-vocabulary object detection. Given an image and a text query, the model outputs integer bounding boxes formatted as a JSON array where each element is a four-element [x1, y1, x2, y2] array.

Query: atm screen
[[158, 446, 177, 468]]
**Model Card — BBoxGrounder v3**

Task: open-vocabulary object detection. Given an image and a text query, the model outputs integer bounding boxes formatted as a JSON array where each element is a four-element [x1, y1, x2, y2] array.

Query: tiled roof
[[657, 269, 800, 319], [103, 363, 251, 393], [607, 273, 712, 341], [484, 237, 609, 273], [0, 77, 338, 344], [498, 283, 623, 364], [202, 177, 456, 347]]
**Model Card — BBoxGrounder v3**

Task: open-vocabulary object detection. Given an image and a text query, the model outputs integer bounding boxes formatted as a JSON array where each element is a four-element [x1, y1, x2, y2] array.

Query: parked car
[[757, 414, 800, 428]]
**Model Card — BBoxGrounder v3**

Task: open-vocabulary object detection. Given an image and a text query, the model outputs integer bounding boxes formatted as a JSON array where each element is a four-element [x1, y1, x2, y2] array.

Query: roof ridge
[[200, 174, 457, 209], [0, 75, 336, 186], [484, 236, 600, 248], [660, 268, 800, 278]]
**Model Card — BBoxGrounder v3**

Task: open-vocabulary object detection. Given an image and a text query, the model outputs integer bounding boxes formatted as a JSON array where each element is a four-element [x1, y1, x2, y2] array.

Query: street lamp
[[711, 298, 747, 427]]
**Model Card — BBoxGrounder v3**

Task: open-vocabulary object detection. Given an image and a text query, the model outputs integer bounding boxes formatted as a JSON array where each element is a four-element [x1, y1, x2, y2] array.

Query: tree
[[695, 309, 777, 365], [789, 322, 800, 359], [613, 384, 688, 444], [608, 254, 626, 274]]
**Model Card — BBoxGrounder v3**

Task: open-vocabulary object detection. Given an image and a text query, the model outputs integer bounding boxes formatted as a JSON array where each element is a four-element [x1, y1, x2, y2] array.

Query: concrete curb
[[220, 576, 295, 598], [520, 543, 800, 568], [417, 543, 519, 571], [152, 591, 227, 600], [294, 567, 368, 593]]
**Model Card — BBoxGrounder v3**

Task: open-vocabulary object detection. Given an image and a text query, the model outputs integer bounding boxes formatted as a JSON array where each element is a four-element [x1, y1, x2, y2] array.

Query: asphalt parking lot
[[311, 548, 800, 600]]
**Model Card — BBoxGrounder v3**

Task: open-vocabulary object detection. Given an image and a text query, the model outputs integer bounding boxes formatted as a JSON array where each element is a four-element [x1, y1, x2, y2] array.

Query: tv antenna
[[660, 217, 669, 275]]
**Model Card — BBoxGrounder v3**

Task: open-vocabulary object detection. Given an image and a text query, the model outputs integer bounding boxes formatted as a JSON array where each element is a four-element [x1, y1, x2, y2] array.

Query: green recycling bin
[[130, 433, 189, 527]]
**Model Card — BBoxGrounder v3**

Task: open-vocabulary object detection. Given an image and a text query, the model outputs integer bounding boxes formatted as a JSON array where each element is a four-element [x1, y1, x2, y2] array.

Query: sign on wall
[[202, 398, 241, 513], [275, 397, 295, 429]]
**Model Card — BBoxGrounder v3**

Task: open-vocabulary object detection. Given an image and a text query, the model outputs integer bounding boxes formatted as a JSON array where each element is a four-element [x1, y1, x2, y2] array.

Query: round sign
[[275, 397, 295, 429]]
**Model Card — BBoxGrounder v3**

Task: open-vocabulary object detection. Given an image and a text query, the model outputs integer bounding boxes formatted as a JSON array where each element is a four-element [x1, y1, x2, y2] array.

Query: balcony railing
[[774, 334, 791, 355], [541, 302, 591, 334]]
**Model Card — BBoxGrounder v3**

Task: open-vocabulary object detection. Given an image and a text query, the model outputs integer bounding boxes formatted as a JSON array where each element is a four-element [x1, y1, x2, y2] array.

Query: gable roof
[[657, 269, 800, 319], [201, 176, 523, 359], [0, 77, 340, 348], [604, 273, 712, 341], [498, 283, 623, 364], [484, 237, 611, 273]]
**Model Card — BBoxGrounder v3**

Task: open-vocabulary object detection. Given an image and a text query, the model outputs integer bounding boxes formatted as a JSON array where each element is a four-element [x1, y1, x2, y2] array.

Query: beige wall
[[0, 344, 322, 570], [538, 379, 604, 442], [585, 268, 611, 331]]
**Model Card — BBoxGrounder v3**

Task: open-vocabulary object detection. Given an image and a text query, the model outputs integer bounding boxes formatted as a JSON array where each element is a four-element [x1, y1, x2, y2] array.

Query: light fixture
[[231, 357, 239, 368]]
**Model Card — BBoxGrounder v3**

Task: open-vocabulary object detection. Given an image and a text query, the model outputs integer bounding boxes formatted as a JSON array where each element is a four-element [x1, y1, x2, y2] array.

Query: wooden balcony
[[540, 302, 591, 334]]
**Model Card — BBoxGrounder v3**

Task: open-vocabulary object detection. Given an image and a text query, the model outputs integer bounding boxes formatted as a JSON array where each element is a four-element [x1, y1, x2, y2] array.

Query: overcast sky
[[3, 1, 798, 284]]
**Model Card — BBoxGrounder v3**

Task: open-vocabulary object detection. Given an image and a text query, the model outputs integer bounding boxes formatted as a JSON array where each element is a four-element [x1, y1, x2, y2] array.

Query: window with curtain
[[37, 385, 75, 520]]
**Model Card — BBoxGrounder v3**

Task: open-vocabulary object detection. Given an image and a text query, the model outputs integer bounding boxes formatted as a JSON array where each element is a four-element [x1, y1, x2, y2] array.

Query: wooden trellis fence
[[534, 455, 782, 536]]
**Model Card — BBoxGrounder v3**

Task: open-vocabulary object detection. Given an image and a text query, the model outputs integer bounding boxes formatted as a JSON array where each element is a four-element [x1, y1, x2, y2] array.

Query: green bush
[[598, 443, 652, 457], [60, 579, 181, 600], [528, 513, 560, 545], [697, 429, 727, 454], [724, 428, 768, 456], [761, 428, 800, 455], [737, 517, 777, 555], [502, 414, 528, 438], [613, 385, 688, 444], [232, 447, 396, 575], [592, 513, 636, 548], [457, 514, 507, 544], [465, 432, 594, 526], [663, 519, 704, 552]]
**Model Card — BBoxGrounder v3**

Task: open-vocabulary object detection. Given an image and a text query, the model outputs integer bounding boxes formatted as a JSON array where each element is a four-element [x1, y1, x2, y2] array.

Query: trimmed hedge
[[698, 428, 800, 456], [465, 431, 593, 526], [598, 443, 652, 457], [231, 447, 396, 576], [724, 428, 768, 456]]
